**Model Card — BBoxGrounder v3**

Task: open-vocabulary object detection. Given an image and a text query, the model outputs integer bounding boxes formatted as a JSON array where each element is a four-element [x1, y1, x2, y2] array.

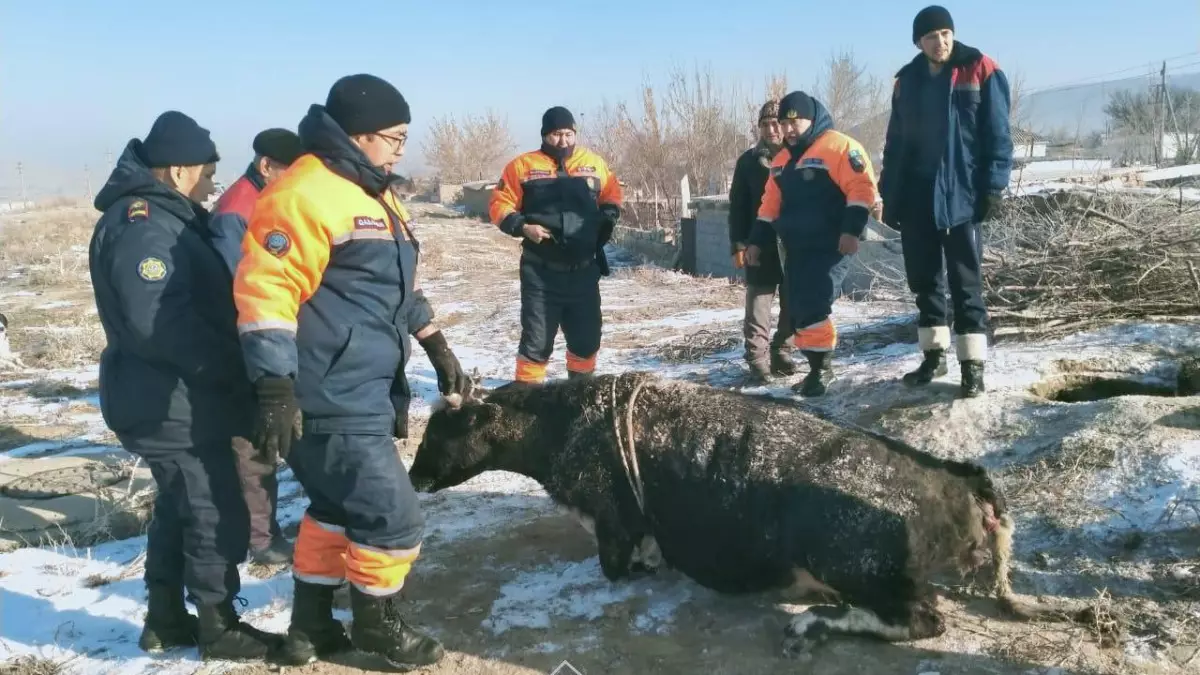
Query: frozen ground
[[0, 203, 1197, 674]]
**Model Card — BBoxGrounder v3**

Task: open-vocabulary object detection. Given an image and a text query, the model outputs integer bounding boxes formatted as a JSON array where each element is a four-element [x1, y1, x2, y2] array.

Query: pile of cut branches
[[983, 188, 1200, 336]]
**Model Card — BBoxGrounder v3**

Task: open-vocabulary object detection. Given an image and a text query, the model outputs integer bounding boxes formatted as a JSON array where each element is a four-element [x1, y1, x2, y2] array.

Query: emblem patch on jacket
[[137, 256, 167, 281], [127, 199, 149, 221], [353, 216, 387, 231], [264, 230, 291, 257], [848, 148, 867, 174]]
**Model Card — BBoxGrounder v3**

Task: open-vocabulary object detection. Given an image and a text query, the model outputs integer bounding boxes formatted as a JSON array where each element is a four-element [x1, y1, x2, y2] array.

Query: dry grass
[[654, 329, 740, 364], [0, 654, 74, 675], [5, 307, 105, 371], [0, 206, 94, 287]]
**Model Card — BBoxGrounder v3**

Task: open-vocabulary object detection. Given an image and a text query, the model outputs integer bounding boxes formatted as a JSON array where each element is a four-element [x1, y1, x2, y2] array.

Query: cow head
[[409, 396, 505, 493]]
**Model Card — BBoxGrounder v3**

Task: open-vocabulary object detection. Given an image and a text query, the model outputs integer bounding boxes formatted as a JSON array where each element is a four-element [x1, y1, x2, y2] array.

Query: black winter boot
[[138, 583, 198, 653], [902, 350, 949, 386], [960, 361, 986, 398], [770, 348, 798, 377], [197, 598, 285, 661], [567, 370, 594, 381], [277, 580, 353, 666], [793, 351, 836, 397], [349, 586, 445, 670]]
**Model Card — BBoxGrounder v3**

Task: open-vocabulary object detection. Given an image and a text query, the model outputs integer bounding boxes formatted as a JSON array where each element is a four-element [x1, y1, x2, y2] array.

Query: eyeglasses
[[376, 131, 408, 154]]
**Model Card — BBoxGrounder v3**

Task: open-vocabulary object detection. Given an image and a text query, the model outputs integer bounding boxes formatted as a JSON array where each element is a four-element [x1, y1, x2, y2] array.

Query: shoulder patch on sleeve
[[848, 148, 867, 174], [137, 256, 167, 281], [263, 230, 291, 257], [127, 199, 149, 222]]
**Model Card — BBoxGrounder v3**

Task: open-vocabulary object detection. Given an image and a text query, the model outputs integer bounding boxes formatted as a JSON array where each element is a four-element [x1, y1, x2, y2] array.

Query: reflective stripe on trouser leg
[[791, 318, 837, 352], [293, 514, 349, 586], [515, 356, 548, 383], [346, 542, 422, 596], [566, 351, 596, 375], [918, 326, 952, 351]]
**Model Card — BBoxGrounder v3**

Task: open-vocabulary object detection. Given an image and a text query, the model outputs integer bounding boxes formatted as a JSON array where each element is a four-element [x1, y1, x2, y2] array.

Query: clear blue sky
[[2, 0, 1198, 199]]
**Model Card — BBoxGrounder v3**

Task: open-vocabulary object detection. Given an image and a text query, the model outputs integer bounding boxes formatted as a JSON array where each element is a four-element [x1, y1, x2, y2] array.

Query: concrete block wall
[[690, 197, 743, 280], [612, 226, 679, 269]]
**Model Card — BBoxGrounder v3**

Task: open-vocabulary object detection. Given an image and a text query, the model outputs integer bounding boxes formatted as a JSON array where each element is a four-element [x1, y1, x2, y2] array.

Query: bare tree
[[1007, 69, 1027, 130], [586, 64, 751, 226], [421, 110, 516, 183], [812, 50, 890, 160]]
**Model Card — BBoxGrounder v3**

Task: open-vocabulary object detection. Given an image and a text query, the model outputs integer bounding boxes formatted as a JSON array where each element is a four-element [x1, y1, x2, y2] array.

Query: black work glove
[[252, 376, 301, 460], [979, 192, 1003, 222], [419, 330, 470, 397], [598, 205, 620, 246]]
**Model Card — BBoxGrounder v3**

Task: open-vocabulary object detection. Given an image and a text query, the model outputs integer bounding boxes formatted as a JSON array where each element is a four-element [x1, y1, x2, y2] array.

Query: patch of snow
[[33, 300, 76, 310], [482, 558, 638, 633], [7, 290, 38, 297]]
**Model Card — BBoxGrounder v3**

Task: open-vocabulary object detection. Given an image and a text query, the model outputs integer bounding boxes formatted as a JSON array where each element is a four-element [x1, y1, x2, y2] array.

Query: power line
[[1024, 50, 1200, 96]]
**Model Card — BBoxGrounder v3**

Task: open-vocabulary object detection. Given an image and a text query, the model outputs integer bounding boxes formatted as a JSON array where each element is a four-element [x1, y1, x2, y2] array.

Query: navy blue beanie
[[252, 128, 304, 165], [139, 111, 220, 168], [913, 5, 954, 44]]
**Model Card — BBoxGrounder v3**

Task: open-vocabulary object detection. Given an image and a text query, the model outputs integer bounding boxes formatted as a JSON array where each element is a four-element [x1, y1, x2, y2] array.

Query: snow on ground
[[0, 206, 1198, 674]]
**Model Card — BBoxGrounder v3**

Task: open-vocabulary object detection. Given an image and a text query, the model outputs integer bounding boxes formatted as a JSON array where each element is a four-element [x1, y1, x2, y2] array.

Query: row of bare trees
[[420, 53, 1029, 225]]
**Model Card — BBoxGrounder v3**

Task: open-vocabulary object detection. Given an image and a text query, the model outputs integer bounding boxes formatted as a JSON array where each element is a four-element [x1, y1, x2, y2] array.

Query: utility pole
[[84, 164, 92, 201], [16, 162, 25, 203], [1155, 61, 1167, 166]]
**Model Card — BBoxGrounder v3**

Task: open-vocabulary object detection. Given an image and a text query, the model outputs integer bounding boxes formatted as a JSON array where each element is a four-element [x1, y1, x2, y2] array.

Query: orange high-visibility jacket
[[489, 146, 622, 265], [233, 149, 424, 434]]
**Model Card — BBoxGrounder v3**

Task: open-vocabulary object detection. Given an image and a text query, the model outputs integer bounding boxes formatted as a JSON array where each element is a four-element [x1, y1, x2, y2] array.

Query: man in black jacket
[[88, 111, 283, 661], [729, 99, 795, 384]]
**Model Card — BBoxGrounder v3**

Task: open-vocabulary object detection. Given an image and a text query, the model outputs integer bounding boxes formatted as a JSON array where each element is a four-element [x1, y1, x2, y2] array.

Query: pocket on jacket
[[321, 326, 402, 397]]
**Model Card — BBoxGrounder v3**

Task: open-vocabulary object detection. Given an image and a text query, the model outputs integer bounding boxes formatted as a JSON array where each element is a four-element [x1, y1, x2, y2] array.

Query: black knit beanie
[[252, 128, 304, 165], [541, 106, 576, 136], [913, 5, 954, 44], [139, 111, 220, 168], [777, 91, 815, 122], [325, 74, 411, 136]]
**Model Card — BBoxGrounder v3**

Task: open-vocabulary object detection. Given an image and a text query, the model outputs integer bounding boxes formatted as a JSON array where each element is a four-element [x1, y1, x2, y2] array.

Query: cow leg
[[593, 513, 639, 582], [782, 599, 945, 660]]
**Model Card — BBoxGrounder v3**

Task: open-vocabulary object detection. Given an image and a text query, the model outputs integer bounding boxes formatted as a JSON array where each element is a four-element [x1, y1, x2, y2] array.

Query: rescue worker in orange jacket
[[233, 74, 470, 670], [745, 91, 880, 397], [489, 106, 623, 383]]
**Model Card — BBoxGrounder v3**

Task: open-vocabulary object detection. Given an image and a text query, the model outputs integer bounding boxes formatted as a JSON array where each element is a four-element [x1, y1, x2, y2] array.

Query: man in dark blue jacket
[[209, 128, 303, 566], [88, 111, 283, 662], [879, 5, 1013, 398]]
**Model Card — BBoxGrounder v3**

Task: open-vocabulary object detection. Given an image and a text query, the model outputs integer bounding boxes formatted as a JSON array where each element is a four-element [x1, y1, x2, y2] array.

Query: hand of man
[[252, 376, 301, 460], [419, 330, 471, 397], [838, 234, 860, 255], [870, 201, 884, 222], [979, 192, 1003, 222], [522, 223, 554, 244], [743, 245, 762, 267], [732, 250, 745, 269]]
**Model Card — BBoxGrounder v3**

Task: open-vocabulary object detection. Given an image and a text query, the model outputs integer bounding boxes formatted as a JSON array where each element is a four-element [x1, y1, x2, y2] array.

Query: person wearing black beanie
[[90, 111, 288, 660], [233, 73, 463, 670], [879, 6, 1014, 398], [206, 125, 306, 569], [488, 105, 624, 385], [741, 90, 881, 397]]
